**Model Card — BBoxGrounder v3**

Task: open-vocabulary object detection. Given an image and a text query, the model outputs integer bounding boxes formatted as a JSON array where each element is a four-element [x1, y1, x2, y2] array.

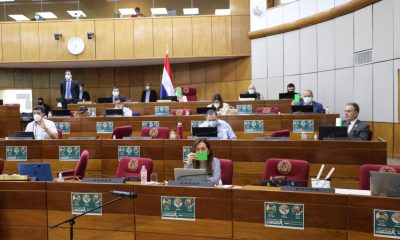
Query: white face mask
[[115, 104, 123, 109], [303, 97, 312, 105], [112, 91, 119, 97], [79, 87, 83, 91], [248, 89, 256, 94], [208, 120, 218, 127], [65, 74, 71, 80], [34, 114, 42, 122], [145, 86, 150, 90], [213, 103, 220, 109]]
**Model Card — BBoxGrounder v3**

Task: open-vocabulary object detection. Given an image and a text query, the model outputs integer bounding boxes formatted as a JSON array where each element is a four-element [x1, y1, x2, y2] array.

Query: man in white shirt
[[199, 109, 236, 140], [114, 97, 132, 117], [343, 102, 370, 140], [25, 105, 58, 139]]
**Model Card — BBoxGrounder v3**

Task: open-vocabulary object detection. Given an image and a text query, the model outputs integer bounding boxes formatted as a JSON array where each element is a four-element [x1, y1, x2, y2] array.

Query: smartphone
[[195, 152, 208, 161]]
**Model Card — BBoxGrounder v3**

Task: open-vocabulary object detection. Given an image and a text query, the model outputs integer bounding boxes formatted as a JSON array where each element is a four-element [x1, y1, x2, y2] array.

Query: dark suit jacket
[[39, 103, 50, 116], [60, 80, 80, 101], [79, 91, 91, 101], [299, 101, 325, 114], [343, 119, 370, 140], [109, 95, 126, 103], [141, 89, 157, 102]]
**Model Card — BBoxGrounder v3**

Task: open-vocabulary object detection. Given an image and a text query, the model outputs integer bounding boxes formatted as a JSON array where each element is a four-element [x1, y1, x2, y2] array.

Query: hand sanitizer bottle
[[57, 172, 64, 182], [140, 166, 147, 184]]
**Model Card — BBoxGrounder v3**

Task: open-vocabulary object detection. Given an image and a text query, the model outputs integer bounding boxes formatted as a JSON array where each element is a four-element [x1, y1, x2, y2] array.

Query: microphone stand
[[50, 196, 123, 240]]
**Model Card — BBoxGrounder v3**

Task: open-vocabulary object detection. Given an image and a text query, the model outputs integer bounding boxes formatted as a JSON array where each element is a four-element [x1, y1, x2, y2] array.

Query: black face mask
[[38, 102, 43, 105], [287, 90, 294, 93]]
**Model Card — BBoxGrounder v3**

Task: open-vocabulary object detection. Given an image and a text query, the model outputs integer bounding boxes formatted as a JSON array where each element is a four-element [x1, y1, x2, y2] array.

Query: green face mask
[[176, 89, 182, 97]]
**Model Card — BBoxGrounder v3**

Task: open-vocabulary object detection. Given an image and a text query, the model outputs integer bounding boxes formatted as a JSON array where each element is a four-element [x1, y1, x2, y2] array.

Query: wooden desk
[[0, 140, 42, 174], [0, 105, 21, 137]]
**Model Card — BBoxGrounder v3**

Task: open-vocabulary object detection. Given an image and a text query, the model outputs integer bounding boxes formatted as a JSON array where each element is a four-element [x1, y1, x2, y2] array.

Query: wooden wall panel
[[174, 63, 190, 85], [95, 20, 115, 60], [153, 18, 173, 58], [75, 20, 96, 60], [32, 69, 49, 88], [2, 23, 21, 62], [231, 0, 250, 14], [236, 57, 252, 81], [211, 16, 232, 56], [144, 66, 161, 86], [134, 18, 154, 58], [220, 81, 237, 100], [49, 69, 64, 88], [205, 61, 221, 83], [114, 19, 134, 59], [192, 17, 212, 57], [232, 15, 251, 55], [172, 17, 192, 57], [38, 22, 58, 61], [14, 69, 32, 88], [220, 59, 237, 82], [83, 68, 115, 88], [190, 62, 206, 83], [394, 123, 400, 158], [0, 69, 14, 88], [115, 67, 130, 87], [130, 67, 145, 87], [191, 83, 206, 100], [235, 80, 252, 98], [20, 23, 39, 61], [57, 22, 76, 61], [372, 122, 394, 154]]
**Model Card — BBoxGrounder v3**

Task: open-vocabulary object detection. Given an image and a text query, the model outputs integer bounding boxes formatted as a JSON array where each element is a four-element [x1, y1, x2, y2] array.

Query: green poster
[[374, 209, 400, 238], [155, 106, 170, 116], [244, 120, 264, 133], [59, 146, 81, 161], [55, 122, 71, 134], [264, 202, 304, 230], [6, 146, 27, 161], [236, 104, 252, 114], [293, 119, 314, 133], [161, 196, 196, 221], [142, 121, 160, 129], [96, 121, 113, 133], [182, 146, 192, 164], [118, 146, 140, 160], [71, 192, 102, 215]]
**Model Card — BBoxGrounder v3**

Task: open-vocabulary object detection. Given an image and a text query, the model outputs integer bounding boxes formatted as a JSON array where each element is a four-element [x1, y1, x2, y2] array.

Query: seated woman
[[186, 138, 221, 184], [175, 87, 188, 102], [207, 93, 230, 115]]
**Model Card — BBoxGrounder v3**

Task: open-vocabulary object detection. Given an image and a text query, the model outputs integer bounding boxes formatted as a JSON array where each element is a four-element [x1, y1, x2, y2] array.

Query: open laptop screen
[[174, 168, 207, 181], [192, 127, 218, 138]]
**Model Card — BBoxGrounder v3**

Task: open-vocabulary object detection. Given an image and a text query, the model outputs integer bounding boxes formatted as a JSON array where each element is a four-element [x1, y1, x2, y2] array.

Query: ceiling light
[[150, 8, 168, 16], [67, 10, 87, 18], [36, 12, 58, 19], [119, 8, 136, 15], [215, 9, 231, 16], [9, 14, 30, 21], [183, 8, 199, 15]]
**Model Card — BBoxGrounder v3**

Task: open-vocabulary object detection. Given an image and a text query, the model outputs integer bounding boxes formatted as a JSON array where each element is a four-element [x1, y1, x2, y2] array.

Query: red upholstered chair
[[271, 129, 290, 138], [0, 158, 4, 174], [219, 159, 233, 185], [112, 126, 133, 139], [256, 107, 280, 114], [57, 129, 63, 139], [181, 86, 197, 101], [115, 157, 153, 181], [170, 109, 192, 116], [141, 127, 170, 139], [359, 164, 400, 190], [263, 158, 309, 187], [58, 150, 89, 180]]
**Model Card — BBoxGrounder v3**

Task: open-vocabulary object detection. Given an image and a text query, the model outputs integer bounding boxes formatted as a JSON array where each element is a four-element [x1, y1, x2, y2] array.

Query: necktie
[[66, 81, 71, 99]]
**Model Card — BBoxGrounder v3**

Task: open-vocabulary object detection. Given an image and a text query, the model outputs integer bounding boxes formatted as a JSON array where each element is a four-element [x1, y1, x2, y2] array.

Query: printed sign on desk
[[190, 121, 204, 132], [88, 108, 96, 117], [6, 146, 27, 161], [264, 202, 304, 230], [374, 209, 400, 238], [293, 120, 314, 133], [118, 146, 140, 160], [55, 122, 71, 134], [96, 122, 113, 133], [71, 192, 102, 215], [59, 146, 80, 161], [142, 121, 160, 129], [237, 104, 252, 114], [244, 120, 264, 133], [155, 106, 170, 116], [161, 196, 196, 221], [182, 146, 192, 163]]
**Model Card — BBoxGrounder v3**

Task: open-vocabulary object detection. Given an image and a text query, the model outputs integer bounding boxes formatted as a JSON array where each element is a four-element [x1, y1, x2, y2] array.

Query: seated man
[[109, 86, 126, 103], [286, 83, 299, 95], [199, 109, 236, 140], [242, 84, 262, 100], [37, 97, 50, 116], [79, 84, 91, 102], [114, 97, 132, 117], [291, 89, 325, 114], [343, 102, 370, 140], [25, 105, 57, 139]]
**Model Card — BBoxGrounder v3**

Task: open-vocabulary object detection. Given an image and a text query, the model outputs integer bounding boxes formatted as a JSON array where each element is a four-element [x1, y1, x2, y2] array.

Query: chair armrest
[[57, 170, 75, 177]]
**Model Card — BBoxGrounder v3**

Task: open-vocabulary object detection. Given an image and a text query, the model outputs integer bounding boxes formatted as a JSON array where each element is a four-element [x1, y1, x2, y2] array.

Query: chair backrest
[[256, 107, 280, 114], [359, 164, 400, 190], [170, 109, 192, 116], [0, 158, 4, 174], [112, 126, 133, 139], [219, 159, 233, 185], [368, 130, 373, 141], [57, 129, 63, 139], [141, 127, 170, 139], [115, 157, 153, 181], [73, 150, 89, 179], [181, 86, 197, 101], [271, 129, 290, 138], [263, 158, 309, 187]]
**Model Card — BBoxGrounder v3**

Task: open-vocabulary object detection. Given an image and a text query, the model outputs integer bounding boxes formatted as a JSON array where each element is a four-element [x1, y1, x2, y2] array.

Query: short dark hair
[[33, 105, 45, 114], [206, 109, 217, 116], [287, 83, 295, 88], [65, 69, 72, 74], [38, 97, 44, 101], [347, 102, 360, 113], [113, 86, 119, 90], [79, 83, 84, 87], [114, 97, 124, 103]]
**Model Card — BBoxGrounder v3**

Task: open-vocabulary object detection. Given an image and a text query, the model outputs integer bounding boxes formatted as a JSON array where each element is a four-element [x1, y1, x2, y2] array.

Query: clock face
[[67, 37, 85, 55]]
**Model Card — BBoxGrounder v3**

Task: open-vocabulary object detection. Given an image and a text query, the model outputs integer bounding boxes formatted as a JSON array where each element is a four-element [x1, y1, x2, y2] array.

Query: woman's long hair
[[211, 93, 224, 111], [192, 138, 214, 175]]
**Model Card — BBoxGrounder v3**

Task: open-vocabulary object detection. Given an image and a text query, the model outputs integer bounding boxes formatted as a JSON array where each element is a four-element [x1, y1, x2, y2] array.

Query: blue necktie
[[66, 81, 71, 99]]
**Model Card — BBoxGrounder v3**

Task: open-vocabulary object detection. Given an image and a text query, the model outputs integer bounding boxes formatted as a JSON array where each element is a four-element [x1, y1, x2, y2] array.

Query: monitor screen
[[370, 171, 400, 197], [98, 97, 113, 104], [174, 168, 207, 181], [51, 109, 71, 116], [291, 105, 313, 113], [162, 96, 178, 102], [196, 107, 216, 115], [240, 93, 257, 99], [192, 127, 218, 137], [279, 92, 295, 99], [10, 131, 35, 139], [105, 108, 123, 116], [18, 163, 53, 181], [318, 126, 348, 140]]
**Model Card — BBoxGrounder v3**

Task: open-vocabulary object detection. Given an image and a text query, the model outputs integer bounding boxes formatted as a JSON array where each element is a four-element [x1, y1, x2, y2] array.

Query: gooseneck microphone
[[110, 190, 137, 199]]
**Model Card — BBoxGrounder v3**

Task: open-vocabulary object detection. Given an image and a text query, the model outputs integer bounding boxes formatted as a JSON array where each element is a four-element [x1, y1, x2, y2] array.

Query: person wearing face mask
[[207, 93, 230, 115], [199, 109, 236, 140], [109, 86, 126, 103], [141, 82, 157, 102], [114, 97, 132, 117], [286, 83, 298, 95], [25, 105, 57, 139], [242, 84, 262, 100], [175, 87, 187, 102], [60, 70, 80, 109], [37, 97, 50, 117], [186, 138, 221, 184], [291, 89, 325, 113], [78, 84, 91, 102]]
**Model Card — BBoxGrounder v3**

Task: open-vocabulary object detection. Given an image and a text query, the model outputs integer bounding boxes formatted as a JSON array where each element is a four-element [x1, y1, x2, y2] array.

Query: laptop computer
[[51, 109, 71, 117], [18, 163, 53, 181], [174, 168, 208, 181], [98, 97, 113, 104], [370, 171, 400, 197], [192, 127, 218, 137], [196, 107, 216, 114], [105, 109, 123, 117], [9, 131, 35, 140], [291, 105, 313, 113], [162, 96, 178, 102], [239, 93, 257, 100], [318, 126, 348, 140], [279, 92, 295, 99]]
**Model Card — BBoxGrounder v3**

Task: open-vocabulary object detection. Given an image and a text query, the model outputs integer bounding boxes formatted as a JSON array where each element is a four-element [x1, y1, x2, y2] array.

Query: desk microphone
[[110, 190, 137, 199]]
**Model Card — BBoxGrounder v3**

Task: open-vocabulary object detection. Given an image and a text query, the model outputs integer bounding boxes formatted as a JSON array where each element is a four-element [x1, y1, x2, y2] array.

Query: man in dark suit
[[343, 102, 370, 140], [78, 84, 91, 102], [60, 70, 80, 109], [291, 89, 325, 114], [37, 97, 50, 116], [242, 84, 262, 100], [109, 86, 126, 103], [141, 82, 157, 102]]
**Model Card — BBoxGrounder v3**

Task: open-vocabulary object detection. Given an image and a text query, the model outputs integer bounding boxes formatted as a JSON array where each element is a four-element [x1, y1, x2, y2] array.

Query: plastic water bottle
[[325, 106, 329, 114], [185, 110, 190, 116], [57, 172, 64, 182], [140, 166, 147, 184], [169, 130, 176, 140], [301, 131, 307, 140], [177, 122, 183, 139]]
